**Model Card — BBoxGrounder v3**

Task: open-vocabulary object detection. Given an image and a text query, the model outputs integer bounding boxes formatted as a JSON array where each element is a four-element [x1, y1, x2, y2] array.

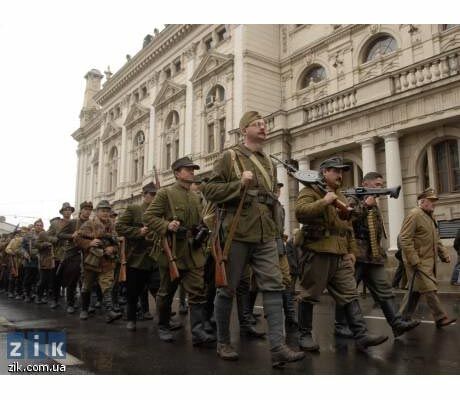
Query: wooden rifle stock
[[211, 227, 227, 288], [118, 237, 127, 283], [163, 235, 180, 281]]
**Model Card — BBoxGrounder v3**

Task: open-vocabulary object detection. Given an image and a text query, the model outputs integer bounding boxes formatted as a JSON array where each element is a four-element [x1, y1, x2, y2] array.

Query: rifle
[[153, 165, 161, 190], [270, 155, 351, 219], [342, 186, 401, 199], [210, 207, 227, 287], [118, 236, 127, 282], [163, 234, 180, 281]]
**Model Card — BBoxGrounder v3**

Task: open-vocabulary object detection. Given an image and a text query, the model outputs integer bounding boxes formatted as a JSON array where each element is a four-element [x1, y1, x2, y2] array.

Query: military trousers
[[299, 252, 358, 306], [354, 262, 394, 302], [23, 268, 39, 297], [37, 269, 56, 298], [158, 263, 206, 304], [126, 267, 157, 321], [81, 269, 114, 294]]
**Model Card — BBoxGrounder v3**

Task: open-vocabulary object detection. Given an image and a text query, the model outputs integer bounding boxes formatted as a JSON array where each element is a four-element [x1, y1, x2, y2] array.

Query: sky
[[0, 0, 455, 229]]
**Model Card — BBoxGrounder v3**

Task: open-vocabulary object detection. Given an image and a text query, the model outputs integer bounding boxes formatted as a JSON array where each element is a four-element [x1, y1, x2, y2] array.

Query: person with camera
[[143, 157, 215, 346], [75, 200, 122, 323]]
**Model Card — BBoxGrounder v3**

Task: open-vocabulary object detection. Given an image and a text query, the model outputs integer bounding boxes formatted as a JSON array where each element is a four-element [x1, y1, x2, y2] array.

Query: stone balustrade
[[203, 152, 220, 169], [303, 89, 357, 122], [392, 49, 460, 93]]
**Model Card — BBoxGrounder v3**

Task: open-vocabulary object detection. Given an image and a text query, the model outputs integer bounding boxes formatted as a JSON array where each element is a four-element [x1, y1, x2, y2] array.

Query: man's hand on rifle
[[104, 246, 115, 256], [241, 171, 253, 187], [90, 239, 102, 247], [324, 191, 338, 205], [364, 195, 377, 207], [139, 227, 149, 236], [168, 220, 181, 232]]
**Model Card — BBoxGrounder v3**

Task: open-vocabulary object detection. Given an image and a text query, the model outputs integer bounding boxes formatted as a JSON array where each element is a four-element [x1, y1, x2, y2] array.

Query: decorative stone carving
[[369, 25, 380, 35]]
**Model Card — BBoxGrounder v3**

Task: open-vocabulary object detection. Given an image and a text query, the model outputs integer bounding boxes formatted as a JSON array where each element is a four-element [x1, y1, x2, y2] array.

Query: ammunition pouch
[[175, 226, 189, 240], [276, 237, 286, 256], [191, 224, 210, 249], [301, 225, 349, 243], [84, 247, 103, 268]]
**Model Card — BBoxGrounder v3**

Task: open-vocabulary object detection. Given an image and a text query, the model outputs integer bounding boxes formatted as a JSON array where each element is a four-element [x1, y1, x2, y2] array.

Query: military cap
[[319, 156, 350, 171], [171, 156, 200, 171], [239, 111, 263, 130], [80, 201, 93, 210], [34, 219, 44, 226], [417, 187, 439, 201], [59, 202, 75, 214], [142, 182, 157, 194], [95, 200, 112, 210]]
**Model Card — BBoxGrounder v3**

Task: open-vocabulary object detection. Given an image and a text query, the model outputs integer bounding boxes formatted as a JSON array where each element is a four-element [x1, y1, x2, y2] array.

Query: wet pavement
[[1, 291, 460, 374]]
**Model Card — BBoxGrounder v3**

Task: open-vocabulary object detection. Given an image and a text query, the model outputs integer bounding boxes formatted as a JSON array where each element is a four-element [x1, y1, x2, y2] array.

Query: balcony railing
[[303, 89, 357, 122]]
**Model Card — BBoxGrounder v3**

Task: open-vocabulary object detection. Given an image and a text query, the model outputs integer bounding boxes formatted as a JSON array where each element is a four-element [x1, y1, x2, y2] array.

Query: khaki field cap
[[417, 187, 439, 201], [239, 111, 263, 131], [80, 201, 93, 210], [319, 156, 350, 171], [171, 156, 200, 171], [142, 182, 157, 194], [96, 200, 112, 210], [59, 202, 75, 214]]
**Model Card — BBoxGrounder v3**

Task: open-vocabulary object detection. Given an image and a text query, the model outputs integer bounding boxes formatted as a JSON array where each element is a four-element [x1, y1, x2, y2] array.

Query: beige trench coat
[[399, 207, 449, 292]]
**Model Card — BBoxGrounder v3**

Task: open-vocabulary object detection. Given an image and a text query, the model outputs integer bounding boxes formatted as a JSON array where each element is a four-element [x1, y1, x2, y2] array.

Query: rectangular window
[[435, 139, 460, 193], [219, 118, 226, 151], [140, 156, 144, 180], [166, 144, 171, 169], [208, 123, 215, 153], [134, 159, 139, 183], [141, 87, 148, 98], [204, 37, 213, 51], [175, 139, 179, 161], [134, 92, 140, 102], [217, 27, 227, 42]]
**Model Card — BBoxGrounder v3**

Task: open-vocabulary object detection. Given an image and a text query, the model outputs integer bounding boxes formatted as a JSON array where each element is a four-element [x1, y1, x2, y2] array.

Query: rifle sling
[[236, 146, 274, 192], [165, 188, 177, 260]]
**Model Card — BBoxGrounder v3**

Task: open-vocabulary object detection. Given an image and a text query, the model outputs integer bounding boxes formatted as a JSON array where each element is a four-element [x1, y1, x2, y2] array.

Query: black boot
[[298, 301, 319, 351], [237, 288, 265, 338], [379, 298, 420, 337], [79, 291, 90, 320], [103, 289, 122, 323], [334, 304, 354, 338], [282, 290, 298, 329], [190, 303, 216, 346], [157, 296, 173, 342], [343, 299, 388, 350], [263, 291, 305, 367]]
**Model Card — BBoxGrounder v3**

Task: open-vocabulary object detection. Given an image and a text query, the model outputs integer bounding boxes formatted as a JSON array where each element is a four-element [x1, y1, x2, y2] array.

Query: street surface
[[1, 289, 459, 374]]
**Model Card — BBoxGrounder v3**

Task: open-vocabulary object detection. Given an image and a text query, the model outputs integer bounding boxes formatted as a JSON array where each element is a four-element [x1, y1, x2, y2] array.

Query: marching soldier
[[334, 172, 419, 338], [203, 111, 305, 367], [57, 201, 93, 313], [5, 226, 28, 299], [75, 200, 122, 323], [143, 157, 215, 346], [48, 202, 74, 308], [21, 219, 44, 303], [295, 156, 388, 351], [35, 229, 56, 304], [115, 182, 161, 331], [399, 188, 456, 327]]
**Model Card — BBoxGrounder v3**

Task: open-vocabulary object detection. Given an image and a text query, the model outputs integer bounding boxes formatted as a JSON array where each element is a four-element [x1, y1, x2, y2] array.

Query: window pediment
[[153, 80, 186, 108], [191, 51, 233, 84], [125, 104, 149, 128], [102, 121, 122, 142]]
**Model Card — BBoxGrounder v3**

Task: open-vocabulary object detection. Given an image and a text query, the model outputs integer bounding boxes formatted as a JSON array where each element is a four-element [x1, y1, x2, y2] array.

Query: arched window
[[164, 111, 180, 168], [363, 35, 397, 63], [300, 65, 326, 89], [421, 138, 460, 194], [206, 85, 225, 108], [108, 147, 118, 192], [132, 131, 145, 183]]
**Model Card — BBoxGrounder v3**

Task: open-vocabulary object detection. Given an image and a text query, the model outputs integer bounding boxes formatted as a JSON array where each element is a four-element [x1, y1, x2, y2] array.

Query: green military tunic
[[116, 203, 157, 271], [203, 143, 278, 243]]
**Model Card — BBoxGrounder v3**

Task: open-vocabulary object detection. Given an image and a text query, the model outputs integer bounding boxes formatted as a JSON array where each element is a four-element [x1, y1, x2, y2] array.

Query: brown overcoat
[[399, 207, 449, 292]]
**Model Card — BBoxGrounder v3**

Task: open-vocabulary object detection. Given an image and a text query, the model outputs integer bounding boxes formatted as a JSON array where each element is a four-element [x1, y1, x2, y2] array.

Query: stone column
[[277, 163, 291, 237], [80, 148, 87, 203], [297, 156, 311, 191], [359, 138, 377, 174], [184, 47, 195, 157], [96, 135, 104, 198], [232, 25, 244, 127], [75, 149, 82, 208], [119, 126, 128, 190], [383, 132, 405, 251]]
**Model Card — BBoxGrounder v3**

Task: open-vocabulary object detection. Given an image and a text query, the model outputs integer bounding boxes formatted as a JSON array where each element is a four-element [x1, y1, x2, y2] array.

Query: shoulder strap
[[235, 146, 273, 192], [228, 149, 241, 179]]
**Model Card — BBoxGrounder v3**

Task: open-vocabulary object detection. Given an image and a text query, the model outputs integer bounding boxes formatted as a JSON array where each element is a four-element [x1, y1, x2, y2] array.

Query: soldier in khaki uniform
[[75, 200, 122, 323], [334, 172, 419, 338], [203, 111, 304, 367], [5, 227, 28, 299], [295, 157, 387, 351], [115, 182, 162, 331], [143, 157, 215, 346], [399, 188, 456, 327]]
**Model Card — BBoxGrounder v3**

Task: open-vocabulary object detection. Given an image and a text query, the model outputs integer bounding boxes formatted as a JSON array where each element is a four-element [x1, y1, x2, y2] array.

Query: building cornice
[[94, 24, 199, 106]]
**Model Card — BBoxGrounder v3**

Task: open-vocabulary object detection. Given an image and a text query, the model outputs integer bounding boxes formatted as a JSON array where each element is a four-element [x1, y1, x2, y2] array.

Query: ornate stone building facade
[[72, 24, 460, 277]]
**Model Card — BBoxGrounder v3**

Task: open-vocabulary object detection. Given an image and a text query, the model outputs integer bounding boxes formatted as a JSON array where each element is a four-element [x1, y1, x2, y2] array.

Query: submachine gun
[[270, 155, 401, 219]]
